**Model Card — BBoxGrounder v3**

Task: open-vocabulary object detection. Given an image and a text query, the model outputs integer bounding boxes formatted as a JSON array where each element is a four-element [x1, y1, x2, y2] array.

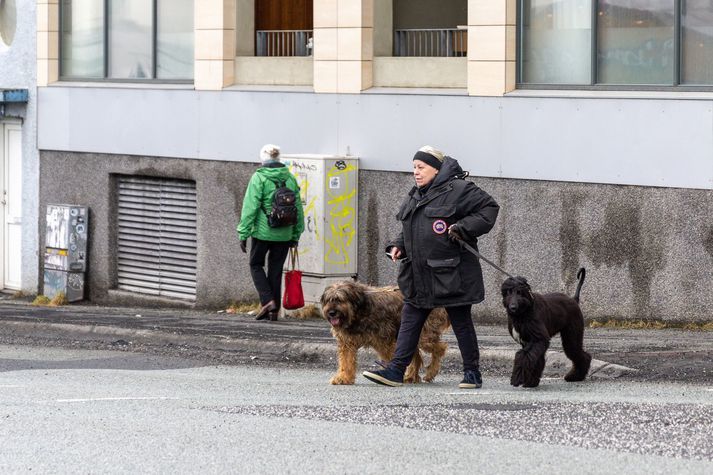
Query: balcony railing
[[394, 28, 467, 57], [256, 30, 313, 57]]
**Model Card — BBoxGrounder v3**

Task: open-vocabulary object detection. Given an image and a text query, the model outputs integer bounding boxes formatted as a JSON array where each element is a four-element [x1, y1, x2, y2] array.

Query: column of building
[[313, 0, 373, 93], [194, 0, 236, 90], [467, 0, 517, 96], [37, 0, 59, 86]]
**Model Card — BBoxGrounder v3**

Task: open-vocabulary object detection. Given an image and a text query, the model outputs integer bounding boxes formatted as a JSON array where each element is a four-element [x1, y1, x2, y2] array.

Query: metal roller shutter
[[117, 176, 197, 301]]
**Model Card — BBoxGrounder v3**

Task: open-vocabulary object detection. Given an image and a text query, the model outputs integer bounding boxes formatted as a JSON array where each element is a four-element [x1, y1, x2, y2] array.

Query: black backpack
[[264, 179, 298, 228]]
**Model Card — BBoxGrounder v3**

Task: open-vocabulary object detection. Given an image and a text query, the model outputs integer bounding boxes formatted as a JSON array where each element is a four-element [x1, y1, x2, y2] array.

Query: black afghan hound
[[501, 268, 592, 388]]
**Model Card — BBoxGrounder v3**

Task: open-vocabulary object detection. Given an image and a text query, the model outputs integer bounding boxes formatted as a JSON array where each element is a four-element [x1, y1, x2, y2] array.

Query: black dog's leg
[[561, 317, 592, 382], [521, 339, 549, 388], [511, 350, 525, 387]]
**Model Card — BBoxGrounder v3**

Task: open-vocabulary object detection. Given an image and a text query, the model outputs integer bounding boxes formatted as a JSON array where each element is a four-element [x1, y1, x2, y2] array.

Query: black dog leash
[[452, 235, 515, 279]]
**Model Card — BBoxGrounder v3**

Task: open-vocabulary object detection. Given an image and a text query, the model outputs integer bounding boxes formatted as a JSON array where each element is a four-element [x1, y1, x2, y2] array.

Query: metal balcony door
[[116, 176, 197, 301], [1, 122, 22, 290]]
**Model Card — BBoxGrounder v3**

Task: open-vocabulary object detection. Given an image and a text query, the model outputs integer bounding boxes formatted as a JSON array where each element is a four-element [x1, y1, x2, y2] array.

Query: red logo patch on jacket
[[432, 219, 447, 234]]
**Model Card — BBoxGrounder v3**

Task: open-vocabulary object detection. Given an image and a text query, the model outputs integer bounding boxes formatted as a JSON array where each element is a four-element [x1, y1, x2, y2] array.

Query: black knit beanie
[[413, 150, 443, 170]]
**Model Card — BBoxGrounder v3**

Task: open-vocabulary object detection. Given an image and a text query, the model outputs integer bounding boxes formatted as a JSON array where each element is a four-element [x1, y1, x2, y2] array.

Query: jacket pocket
[[397, 257, 414, 300], [427, 257, 464, 299], [424, 205, 457, 219]]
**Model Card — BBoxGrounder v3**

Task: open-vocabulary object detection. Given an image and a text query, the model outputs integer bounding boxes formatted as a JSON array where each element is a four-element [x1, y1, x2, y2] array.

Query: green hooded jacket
[[237, 164, 305, 242]]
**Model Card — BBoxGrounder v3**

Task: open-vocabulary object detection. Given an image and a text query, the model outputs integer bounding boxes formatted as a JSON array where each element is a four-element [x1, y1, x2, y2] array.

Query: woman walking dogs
[[237, 144, 304, 321], [363, 146, 499, 388]]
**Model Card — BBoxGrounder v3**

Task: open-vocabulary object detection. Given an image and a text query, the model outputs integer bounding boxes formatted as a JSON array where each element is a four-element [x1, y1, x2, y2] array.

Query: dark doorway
[[255, 0, 313, 31]]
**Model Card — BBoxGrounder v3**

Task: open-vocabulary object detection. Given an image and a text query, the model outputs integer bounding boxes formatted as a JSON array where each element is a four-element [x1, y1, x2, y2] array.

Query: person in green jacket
[[237, 144, 305, 321]]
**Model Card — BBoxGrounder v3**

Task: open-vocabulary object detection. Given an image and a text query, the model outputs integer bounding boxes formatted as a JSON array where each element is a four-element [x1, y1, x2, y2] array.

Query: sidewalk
[[0, 299, 710, 381]]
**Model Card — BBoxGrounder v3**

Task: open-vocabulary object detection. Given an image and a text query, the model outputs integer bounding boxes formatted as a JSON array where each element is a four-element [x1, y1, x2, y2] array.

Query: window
[[519, 0, 713, 87], [60, 0, 194, 81]]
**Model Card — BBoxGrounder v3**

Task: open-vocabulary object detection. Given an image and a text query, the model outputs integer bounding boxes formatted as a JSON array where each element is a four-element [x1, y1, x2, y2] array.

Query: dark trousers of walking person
[[249, 238, 291, 308], [389, 303, 480, 373]]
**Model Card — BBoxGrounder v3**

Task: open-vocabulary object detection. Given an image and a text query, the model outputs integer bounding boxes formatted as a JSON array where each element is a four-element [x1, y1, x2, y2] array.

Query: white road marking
[[443, 392, 493, 396], [54, 397, 180, 403]]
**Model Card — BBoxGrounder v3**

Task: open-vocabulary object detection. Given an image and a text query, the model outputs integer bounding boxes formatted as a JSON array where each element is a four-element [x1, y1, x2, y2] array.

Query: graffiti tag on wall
[[324, 161, 356, 266]]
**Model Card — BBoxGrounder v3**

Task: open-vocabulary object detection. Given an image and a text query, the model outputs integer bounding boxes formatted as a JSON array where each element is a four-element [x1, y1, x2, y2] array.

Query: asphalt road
[[0, 299, 711, 384], [1, 345, 712, 474]]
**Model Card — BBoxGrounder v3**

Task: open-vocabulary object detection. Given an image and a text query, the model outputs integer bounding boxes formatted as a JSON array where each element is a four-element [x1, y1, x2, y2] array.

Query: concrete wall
[[39, 149, 713, 322], [234, 57, 313, 85], [374, 0, 393, 56], [360, 171, 713, 323], [235, 0, 255, 56], [38, 152, 256, 308], [0, 0, 38, 293], [36, 87, 713, 321], [373, 57, 466, 88]]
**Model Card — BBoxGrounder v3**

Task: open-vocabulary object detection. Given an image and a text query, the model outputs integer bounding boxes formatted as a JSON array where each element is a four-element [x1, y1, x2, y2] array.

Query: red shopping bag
[[283, 247, 304, 310]]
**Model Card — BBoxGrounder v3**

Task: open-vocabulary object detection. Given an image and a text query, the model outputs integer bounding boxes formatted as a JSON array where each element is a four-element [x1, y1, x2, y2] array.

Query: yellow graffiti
[[324, 163, 357, 266], [287, 161, 318, 259]]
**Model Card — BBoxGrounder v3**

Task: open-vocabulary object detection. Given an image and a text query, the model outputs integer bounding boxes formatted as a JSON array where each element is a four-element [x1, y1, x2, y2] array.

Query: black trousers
[[390, 302, 480, 373], [248, 238, 291, 309]]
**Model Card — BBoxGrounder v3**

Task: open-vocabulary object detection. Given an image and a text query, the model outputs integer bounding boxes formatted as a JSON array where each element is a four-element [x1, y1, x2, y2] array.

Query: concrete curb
[[0, 320, 637, 379]]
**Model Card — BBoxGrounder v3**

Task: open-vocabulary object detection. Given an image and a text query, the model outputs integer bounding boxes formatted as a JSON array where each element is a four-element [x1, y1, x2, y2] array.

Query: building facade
[[1, 0, 38, 294], [35, 1, 713, 322]]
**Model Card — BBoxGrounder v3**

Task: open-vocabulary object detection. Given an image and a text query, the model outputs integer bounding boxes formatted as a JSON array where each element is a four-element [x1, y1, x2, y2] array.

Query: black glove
[[448, 224, 464, 241], [240, 240, 247, 253]]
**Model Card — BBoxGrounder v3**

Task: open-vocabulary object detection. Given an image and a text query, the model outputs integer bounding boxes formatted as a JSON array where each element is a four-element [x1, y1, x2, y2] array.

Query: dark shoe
[[269, 310, 279, 321], [255, 300, 276, 320], [362, 367, 404, 387], [459, 369, 483, 389]]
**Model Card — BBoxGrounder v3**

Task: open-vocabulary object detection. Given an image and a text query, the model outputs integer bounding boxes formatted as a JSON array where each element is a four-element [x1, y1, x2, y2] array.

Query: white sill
[[49, 81, 194, 90], [223, 84, 314, 93], [365, 87, 468, 96], [508, 88, 713, 101]]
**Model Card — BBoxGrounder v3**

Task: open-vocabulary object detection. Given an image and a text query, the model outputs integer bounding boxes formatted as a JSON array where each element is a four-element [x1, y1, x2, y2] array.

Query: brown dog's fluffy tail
[[573, 267, 586, 303]]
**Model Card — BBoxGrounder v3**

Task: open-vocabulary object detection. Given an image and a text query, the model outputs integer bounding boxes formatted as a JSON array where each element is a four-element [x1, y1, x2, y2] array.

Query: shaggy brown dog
[[501, 268, 592, 388], [320, 281, 450, 385]]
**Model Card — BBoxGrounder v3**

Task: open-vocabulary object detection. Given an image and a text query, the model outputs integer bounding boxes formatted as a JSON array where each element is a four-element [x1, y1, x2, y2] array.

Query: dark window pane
[[521, 0, 592, 84], [682, 0, 713, 84], [157, 0, 194, 79], [60, 0, 104, 78], [108, 0, 152, 79], [597, 0, 675, 85]]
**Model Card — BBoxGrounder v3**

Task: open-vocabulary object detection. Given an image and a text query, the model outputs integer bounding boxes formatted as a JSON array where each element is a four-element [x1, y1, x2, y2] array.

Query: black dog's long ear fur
[[501, 276, 532, 297]]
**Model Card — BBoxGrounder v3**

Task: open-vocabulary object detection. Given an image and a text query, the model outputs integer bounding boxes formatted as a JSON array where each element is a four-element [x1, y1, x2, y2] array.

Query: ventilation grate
[[116, 176, 197, 301]]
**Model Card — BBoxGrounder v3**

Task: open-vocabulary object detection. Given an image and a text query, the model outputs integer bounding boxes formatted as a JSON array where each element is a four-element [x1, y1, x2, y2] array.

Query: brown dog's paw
[[329, 374, 355, 385], [403, 374, 422, 384]]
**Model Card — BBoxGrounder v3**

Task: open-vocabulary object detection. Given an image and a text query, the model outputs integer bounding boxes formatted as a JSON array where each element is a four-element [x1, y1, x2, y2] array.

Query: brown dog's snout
[[327, 309, 338, 318]]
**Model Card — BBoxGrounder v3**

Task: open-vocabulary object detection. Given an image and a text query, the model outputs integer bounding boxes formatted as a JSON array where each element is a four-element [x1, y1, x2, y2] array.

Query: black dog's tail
[[573, 267, 586, 303]]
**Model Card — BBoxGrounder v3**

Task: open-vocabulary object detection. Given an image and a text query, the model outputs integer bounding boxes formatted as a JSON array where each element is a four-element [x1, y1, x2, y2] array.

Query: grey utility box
[[43, 204, 89, 302]]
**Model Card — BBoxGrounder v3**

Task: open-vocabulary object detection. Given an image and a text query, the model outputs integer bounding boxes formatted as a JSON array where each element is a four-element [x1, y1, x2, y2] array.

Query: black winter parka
[[387, 156, 499, 308]]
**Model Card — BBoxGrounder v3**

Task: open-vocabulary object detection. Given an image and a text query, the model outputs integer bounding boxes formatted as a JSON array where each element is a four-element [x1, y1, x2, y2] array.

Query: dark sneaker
[[363, 367, 404, 387], [459, 369, 483, 389]]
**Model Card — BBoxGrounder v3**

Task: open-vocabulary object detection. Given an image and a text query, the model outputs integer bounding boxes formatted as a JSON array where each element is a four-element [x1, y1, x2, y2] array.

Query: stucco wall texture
[[0, 0, 39, 292], [40, 151, 713, 322]]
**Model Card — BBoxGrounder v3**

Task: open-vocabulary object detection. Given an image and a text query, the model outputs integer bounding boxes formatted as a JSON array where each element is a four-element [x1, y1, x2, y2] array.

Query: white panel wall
[[38, 87, 713, 190]]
